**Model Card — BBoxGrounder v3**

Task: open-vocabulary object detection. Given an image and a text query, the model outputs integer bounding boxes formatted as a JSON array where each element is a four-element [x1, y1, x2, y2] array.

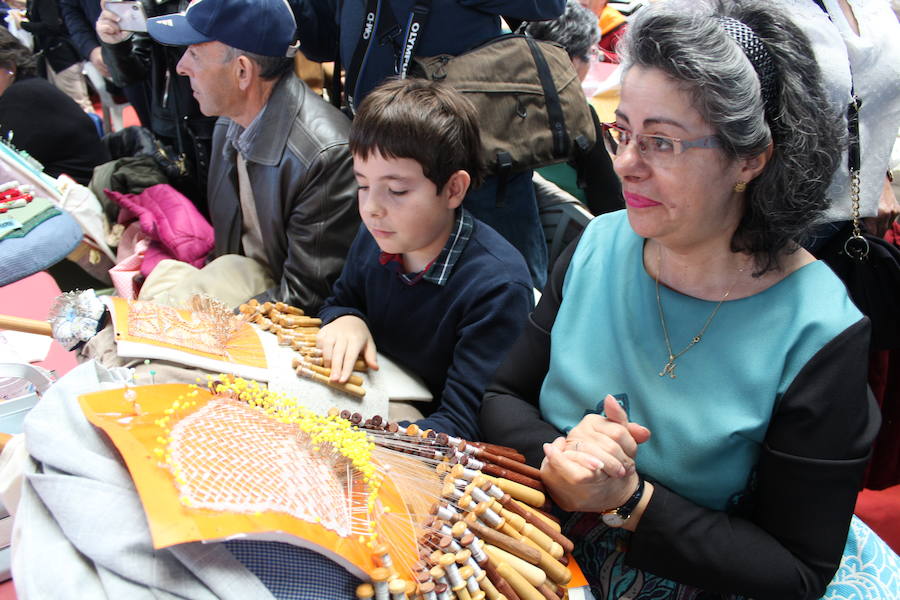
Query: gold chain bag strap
[[844, 95, 869, 261], [812, 1, 900, 351]]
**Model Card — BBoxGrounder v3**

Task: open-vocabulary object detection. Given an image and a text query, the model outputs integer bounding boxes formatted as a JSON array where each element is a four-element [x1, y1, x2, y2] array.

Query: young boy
[[316, 78, 533, 441]]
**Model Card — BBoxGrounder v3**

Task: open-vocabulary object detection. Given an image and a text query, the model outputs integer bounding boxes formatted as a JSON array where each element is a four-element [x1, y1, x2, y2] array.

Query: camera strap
[[344, 0, 403, 112], [397, 1, 431, 78]]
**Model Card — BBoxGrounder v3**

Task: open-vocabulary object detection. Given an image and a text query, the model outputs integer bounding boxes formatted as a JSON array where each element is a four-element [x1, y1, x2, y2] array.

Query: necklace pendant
[[659, 358, 677, 378]]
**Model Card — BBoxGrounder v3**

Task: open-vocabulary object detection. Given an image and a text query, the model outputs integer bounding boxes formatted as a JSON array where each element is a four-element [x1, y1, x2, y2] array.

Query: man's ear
[[444, 170, 471, 209], [740, 141, 774, 183], [235, 55, 256, 91]]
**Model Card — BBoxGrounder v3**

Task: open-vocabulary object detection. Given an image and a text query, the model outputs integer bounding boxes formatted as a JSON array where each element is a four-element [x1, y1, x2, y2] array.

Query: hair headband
[[716, 16, 778, 116]]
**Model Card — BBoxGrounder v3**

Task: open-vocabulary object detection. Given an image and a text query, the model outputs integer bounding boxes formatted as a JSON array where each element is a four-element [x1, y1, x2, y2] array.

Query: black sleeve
[[626, 318, 880, 600], [58, 0, 99, 59], [101, 34, 153, 88], [479, 234, 582, 468]]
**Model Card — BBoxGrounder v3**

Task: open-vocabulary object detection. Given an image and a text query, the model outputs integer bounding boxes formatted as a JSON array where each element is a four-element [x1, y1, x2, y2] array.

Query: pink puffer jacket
[[106, 184, 214, 277]]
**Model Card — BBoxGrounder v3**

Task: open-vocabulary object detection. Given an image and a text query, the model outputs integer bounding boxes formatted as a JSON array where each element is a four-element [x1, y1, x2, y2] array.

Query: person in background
[[22, 0, 93, 111], [137, 0, 358, 313], [58, 0, 150, 125], [526, 0, 623, 216], [481, 0, 889, 597], [292, 0, 568, 289], [580, 0, 627, 62], [96, 0, 217, 214], [783, 0, 900, 243], [317, 78, 533, 441], [781, 0, 900, 515], [0, 27, 109, 184]]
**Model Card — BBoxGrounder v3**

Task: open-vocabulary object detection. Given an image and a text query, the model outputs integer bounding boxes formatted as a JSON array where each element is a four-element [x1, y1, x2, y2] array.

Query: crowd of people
[[1, 0, 899, 598]]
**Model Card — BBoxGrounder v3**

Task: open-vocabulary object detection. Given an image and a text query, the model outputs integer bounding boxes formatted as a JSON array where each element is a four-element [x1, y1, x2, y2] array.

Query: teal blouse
[[540, 211, 863, 511]]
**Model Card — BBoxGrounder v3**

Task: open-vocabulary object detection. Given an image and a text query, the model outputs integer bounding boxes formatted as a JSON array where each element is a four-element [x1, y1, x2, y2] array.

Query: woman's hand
[[316, 315, 378, 383], [540, 395, 651, 513], [541, 436, 641, 513], [566, 395, 651, 477]]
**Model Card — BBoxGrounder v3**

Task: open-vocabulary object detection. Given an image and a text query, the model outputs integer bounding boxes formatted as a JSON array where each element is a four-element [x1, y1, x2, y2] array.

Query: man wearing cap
[[140, 0, 359, 313]]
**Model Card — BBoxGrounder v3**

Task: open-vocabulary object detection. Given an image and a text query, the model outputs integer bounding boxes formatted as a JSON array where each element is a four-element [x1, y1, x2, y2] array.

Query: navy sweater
[[319, 220, 533, 440]]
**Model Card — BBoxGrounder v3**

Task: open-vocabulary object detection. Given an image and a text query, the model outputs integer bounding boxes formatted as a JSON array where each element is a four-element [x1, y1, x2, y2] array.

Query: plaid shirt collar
[[224, 104, 267, 160], [378, 208, 474, 286]]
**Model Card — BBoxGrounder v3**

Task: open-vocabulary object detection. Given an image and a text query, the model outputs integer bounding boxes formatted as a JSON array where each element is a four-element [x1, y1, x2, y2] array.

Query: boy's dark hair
[[349, 78, 485, 192]]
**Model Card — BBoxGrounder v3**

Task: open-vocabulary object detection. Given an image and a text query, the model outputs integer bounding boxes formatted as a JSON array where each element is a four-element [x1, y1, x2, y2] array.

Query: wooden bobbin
[[388, 577, 408, 600], [494, 492, 570, 551], [480, 462, 545, 492], [418, 580, 438, 600], [371, 567, 391, 600], [475, 448, 543, 481], [274, 301, 304, 315], [495, 561, 545, 600], [464, 516, 540, 565], [304, 361, 365, 386], [465, 441, 527, 463], [478, 553, 520, 600], [481, 474, 545, 508], [356, 583, 375, 599], [483, 544, 546, 588], [295, 366, 366, 397]]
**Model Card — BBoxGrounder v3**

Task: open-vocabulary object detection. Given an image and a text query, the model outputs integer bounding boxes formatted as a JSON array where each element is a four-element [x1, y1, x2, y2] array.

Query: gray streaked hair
[[524, 0, 600, 61], [619, 0, 844, 275], [222, 46, 294, 81]]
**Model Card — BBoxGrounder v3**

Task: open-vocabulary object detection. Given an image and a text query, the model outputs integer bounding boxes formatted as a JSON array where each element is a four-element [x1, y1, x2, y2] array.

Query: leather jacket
[[207, 74, 360, 313]]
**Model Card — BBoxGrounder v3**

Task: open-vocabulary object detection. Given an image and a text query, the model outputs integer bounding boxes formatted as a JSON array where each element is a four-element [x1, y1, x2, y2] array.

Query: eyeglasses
[[601, 123, 722, 166]]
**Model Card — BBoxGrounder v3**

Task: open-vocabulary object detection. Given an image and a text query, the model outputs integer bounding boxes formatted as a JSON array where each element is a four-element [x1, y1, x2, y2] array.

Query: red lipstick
[[624, 192, 661, 208]]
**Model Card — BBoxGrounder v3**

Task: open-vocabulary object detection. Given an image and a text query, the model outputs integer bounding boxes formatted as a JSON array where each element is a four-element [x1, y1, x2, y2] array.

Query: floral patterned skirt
[[565, 514, 898, 600]]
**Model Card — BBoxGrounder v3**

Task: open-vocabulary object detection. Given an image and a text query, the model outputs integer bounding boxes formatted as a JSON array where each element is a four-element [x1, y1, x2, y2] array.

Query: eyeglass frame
[[600, 122, 722, 161]]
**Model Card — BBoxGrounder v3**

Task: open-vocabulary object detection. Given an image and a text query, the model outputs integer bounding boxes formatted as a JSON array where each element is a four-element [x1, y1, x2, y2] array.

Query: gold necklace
[[655, 247, 742, 379]]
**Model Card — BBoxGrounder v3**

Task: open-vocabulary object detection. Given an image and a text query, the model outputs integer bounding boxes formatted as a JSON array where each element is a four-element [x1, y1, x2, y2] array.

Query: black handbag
[[810, 0, 900, 350], [816, 223, 900, 351]]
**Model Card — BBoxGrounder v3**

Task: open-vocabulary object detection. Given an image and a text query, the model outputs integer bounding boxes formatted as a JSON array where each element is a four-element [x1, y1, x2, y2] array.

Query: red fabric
[[863, 220, 900, 489], [105, 184, 214, 277], [598, 23, 626, 63], [855, 486, 900, 553]]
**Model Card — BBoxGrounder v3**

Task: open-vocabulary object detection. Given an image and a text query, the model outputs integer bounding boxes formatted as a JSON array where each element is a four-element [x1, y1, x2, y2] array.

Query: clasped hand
[[316, 315, 379, 383], [541, 395, 651, 513]]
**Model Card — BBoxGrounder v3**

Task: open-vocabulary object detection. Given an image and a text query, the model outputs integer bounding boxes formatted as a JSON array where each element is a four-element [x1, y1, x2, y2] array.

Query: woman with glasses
[[480, 0, 890, 598]]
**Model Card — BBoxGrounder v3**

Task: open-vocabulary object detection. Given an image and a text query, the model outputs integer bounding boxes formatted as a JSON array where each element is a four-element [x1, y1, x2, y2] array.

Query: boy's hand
[[316, 315, 379, 383]]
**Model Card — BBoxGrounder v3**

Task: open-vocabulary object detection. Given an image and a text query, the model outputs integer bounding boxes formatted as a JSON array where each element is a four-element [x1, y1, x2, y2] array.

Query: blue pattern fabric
[[823, 516, 900, 600], [224, 540, 362, 600], [568, 515, 899, 600]]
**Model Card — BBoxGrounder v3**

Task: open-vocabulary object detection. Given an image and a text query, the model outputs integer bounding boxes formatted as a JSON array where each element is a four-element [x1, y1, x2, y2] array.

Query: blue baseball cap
[[147, 0, 297, 58]]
